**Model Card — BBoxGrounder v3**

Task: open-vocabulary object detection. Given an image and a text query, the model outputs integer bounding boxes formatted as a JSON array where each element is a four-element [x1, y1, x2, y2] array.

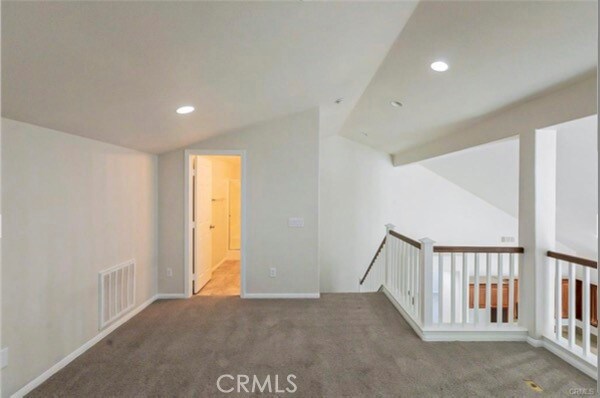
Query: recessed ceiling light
[[390, 100, 403, 108], [430, 61, 449, 72], [176, 105, 195, 114], [335, 98, 344, 104]]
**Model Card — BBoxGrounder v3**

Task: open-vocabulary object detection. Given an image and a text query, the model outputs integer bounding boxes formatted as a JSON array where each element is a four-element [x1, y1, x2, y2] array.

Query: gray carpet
[[29, 293, 595, 397]]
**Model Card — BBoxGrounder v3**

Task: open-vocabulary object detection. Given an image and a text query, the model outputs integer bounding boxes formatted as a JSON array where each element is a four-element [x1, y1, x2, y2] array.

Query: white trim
[[381, 285, 425, 339], [184, 150, 247, 299], [243, 293, 320, 299], [383, 284, 597, 378], [155, 293, 187, 300], [421, 327, 529, 342], [383, 284, 529, 342], [540, 336, 597, 380], [212, 257, 228, 272], [526, 336, 544, 348], [11, 295, 157, 398]]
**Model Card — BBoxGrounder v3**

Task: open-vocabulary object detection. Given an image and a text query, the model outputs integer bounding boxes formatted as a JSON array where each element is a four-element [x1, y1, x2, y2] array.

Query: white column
[[419, 237, 435, 327], [518, 129, 556, 339]]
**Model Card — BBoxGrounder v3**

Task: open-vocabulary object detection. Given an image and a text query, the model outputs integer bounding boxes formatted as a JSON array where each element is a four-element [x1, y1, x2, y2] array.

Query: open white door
[[193, 156, 213, 294]]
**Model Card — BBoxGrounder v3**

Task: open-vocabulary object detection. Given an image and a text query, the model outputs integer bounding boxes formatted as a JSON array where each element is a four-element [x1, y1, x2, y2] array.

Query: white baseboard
[[11, 295, 157, 398], [382, 285, 529, 342], [212, 257, 228, 272], [243, 293, 320, 299], [380, 285, 597, 379], [155, 293, 187, 299], [526, 336, 544, 347], [381, 285, 425, 339], [537, 337, 597, 380], [421, 328, 529, 342]]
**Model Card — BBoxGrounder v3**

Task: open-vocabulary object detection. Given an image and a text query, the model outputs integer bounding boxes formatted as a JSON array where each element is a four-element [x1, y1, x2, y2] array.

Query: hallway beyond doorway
[[198, 260, 240, 296]]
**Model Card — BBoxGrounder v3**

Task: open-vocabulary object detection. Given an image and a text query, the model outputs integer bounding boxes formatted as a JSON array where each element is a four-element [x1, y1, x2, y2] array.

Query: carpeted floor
[[29, 293, 595, 397]]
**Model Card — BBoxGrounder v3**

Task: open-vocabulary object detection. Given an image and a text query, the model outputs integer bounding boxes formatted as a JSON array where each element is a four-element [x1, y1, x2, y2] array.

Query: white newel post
[[419, 238, 435, 327], [384, 224, 395, 288]]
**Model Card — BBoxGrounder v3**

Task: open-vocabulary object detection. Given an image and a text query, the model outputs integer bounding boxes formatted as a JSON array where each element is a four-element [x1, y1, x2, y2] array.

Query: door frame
[[184, 149, 247, 298]]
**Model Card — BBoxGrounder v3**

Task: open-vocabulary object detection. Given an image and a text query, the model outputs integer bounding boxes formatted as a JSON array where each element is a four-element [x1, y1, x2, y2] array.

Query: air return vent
[[99, 260, 135, 330]]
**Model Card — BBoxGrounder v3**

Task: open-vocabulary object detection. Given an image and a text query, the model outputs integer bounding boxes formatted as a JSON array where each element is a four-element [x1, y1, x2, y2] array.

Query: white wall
[[319, 135, 518, 292], [1, 119, 158, 397], [421, 138, 519, 218], [158, 109, 320, 296], [554, 116, 598, 259]]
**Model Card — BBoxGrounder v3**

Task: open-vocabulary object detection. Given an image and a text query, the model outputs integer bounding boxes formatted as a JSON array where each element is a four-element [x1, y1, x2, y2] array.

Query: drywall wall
[[421, 138, 519, 218], [1, 118, 157, 396], [420, 115, 598, 260], [554, 116, 598, 259], [158, 109, 319, 296], [320, 135, 518, 293]]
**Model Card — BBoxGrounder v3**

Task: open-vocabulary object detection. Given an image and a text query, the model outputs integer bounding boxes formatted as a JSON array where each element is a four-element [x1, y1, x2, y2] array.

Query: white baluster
[[473, 253, 480, 325], [568, 262, 576, 348], [486, 253, 492, 325], [582, 266, 591, 356], [404, 242, 409, 299], [497, 253, 503, 324], [555, 258, 562, 340], [462, 253, 468, 324], [404, 243, 413, 307], [438, 253, 444, 324], [508, 253, 515, 325], [451, 253, 456, 325], [413, 245, 419, 313]]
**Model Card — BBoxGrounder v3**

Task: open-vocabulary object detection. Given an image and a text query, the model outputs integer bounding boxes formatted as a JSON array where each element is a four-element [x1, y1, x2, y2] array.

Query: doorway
[[185, 150, 245, 297]]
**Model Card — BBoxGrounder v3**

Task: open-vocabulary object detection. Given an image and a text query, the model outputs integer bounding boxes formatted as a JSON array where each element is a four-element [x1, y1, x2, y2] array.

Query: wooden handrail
[[389, 230, 421, 249], [434, 246, 524, 254], [547, 251, 597, 269], [359, 237, 386, 285]]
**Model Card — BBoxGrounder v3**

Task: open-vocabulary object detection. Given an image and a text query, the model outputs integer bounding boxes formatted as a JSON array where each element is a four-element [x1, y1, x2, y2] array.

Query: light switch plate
[[1, 347, 8, 369], [288, 217, 304, 228]]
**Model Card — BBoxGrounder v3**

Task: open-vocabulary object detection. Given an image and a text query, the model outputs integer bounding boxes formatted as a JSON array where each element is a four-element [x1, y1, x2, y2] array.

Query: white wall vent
[[99, 260, 135, 330]]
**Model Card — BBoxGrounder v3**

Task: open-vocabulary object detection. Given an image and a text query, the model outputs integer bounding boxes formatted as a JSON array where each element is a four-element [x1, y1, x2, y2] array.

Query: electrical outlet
[[501, 236, 516, 243], [288, 217, 304, 228], [1, 347, 8, 369], [269, 267, 277, 278], [166, 268, 173, 277]]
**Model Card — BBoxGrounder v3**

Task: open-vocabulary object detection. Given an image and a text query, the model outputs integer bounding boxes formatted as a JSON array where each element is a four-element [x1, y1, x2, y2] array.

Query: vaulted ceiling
[[2, 1, 416, 153], [340, 0, 598, 154], [2, 1, 597, 155]]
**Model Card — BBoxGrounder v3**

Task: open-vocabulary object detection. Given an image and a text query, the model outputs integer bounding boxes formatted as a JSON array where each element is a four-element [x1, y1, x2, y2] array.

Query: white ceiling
[[421, 115, 598, 259], [1, 1, 416, 154], [340, 1, 598, 154]]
